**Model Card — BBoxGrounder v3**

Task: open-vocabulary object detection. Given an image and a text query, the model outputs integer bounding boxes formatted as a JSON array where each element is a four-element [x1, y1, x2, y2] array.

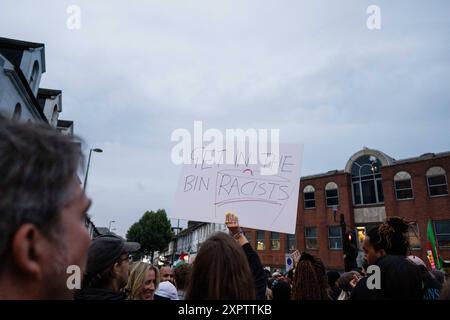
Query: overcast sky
[[1, 0, 449, 237]]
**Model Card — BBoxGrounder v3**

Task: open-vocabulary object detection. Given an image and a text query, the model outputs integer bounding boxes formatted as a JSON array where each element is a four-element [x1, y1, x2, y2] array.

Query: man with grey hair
[[0, 117, 91, 299]]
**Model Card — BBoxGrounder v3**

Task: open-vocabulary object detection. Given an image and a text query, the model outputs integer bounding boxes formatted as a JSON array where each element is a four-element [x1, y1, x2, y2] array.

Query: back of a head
[[174, 263, 192, 291], [185, 232, 255, 300], [327, 271, 340, 288], [378, 217, 410, 256], [337, 271, 359, 292], [272, 279, 291, 300], [292, 253, 329, 300], [154, 280, 179, 300]]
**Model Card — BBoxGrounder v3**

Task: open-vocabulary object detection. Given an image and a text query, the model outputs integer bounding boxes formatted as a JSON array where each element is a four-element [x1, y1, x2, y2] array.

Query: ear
[[112, 261, 121, 277], [378, 249, 387, 257], [11, 224, 48, 279]]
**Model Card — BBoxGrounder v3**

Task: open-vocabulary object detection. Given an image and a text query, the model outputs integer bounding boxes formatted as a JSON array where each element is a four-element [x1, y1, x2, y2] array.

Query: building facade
[[1, 38, 55, 123], [0, 37, 98, 236], [297, 148, 450, 270], [162, 222, 228, 264]]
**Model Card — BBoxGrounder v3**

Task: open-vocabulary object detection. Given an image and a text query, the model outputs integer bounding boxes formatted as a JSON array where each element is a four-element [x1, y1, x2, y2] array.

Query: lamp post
[[83, 148, 103, 191]]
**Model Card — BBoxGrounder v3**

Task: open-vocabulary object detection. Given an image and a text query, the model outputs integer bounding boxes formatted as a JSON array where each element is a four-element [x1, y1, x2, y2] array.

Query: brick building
[[297, 148, 450, 270], [241, 228, 296, 270]]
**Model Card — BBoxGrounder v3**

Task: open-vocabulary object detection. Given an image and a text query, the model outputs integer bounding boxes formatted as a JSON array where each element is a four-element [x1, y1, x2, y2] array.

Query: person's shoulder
[[350, 277, 381, 300]]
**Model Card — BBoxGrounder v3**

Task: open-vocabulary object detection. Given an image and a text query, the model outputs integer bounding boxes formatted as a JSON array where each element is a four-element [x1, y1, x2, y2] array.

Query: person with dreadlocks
[[350, 217, 423, 300], [291, 252, 330, 300]]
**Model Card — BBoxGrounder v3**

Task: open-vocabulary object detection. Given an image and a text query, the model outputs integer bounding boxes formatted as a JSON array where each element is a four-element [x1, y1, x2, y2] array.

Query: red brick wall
[[381, 156, 450, 263], [296, 172, 352, 270], [242, 228, 293, 269]]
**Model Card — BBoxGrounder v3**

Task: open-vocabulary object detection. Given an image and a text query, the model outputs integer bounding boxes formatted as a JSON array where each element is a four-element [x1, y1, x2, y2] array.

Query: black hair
[[366, 217, 410, 256], [272, 280, 291, 300]]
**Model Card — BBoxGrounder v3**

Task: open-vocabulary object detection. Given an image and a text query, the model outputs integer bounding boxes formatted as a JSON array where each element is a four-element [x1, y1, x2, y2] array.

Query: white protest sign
[[172, 144, 302, 234], [291, 250, 301, 265]]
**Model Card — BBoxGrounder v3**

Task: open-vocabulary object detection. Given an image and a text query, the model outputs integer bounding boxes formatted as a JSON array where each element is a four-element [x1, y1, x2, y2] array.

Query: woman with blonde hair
[[126, 262, 160, 300]]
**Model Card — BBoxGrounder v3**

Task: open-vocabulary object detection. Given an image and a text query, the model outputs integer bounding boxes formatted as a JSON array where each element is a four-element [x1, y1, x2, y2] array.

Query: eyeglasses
[[118, 254, 133, 263]]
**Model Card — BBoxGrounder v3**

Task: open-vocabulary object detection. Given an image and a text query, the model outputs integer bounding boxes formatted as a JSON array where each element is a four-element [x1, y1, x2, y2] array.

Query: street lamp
[[109, 220, 116, 232], [83, 148, 103, 191]]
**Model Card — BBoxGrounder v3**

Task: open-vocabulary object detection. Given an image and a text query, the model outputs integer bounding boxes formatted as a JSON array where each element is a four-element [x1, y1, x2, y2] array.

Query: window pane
[[306, 238, 318, 250], [305, 227, 317, 238], [429, 185, 449, 196], [360, 165, 373, 176], [270, 232, 280, 240], [395, 180, 412, 189], [329, 238, 342, 250], [436, 235, 450, 249], [353, 183, 361, 204], [434, 220, 450, 234], [326, 197, 339, 207], [304, 192, 315, 200], [408, 224, 421, 249], [328, 226, 341, 238], [257, 241, 265, 250], [256, 231, 265, 250], [428, 175, 447, 186], [326, 189, 338, 198], [305, 199, 316, 208], [270, 232, 280, 250], [376, 179, 384, 202], [271, 240, 280, 250], [351, 163, 360, 176], [362, 180, 377, 204], [286, 234, 296, 252], [396, 189, 413, 199]]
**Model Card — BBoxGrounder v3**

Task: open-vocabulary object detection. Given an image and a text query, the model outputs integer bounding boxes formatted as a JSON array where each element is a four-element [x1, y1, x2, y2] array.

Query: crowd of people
[[0, 117, 450, 300]]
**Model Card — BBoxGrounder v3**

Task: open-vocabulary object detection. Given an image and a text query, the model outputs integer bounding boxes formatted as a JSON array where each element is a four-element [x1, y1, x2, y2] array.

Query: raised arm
[[225, 213, 267, 300]]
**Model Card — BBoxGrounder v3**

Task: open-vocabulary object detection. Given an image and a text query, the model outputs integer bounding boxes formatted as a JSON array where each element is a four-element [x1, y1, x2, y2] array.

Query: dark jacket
[[420, 266, 441, 300], [242, 242, 267, 300], [350, 255, 423, 300], [74, 287, 127, 300]]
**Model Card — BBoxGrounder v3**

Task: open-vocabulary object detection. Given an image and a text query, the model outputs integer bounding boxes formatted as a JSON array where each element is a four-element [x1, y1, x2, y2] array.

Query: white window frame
[[426, 167, 449, 198], [394, 171, 414, 200]]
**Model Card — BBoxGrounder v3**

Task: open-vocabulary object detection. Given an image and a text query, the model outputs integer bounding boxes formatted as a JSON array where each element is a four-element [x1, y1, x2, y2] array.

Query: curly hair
[[367, 216, 410, 256], [291, 253, 329, 300]]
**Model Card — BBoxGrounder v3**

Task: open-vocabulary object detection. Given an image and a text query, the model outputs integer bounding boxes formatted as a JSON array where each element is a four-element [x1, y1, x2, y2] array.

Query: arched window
[[426, 167, 448, 197], [394, 171, 413, 200], [12, 103, 22, 120], [29, 61, 39, 92], [325, 182, 339, 207], [351, 155, 384, 205], [303, 185, 316, 209]]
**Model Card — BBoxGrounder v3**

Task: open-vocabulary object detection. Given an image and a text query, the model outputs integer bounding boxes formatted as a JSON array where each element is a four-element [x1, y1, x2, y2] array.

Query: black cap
[[86, 234, 140, 276]]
